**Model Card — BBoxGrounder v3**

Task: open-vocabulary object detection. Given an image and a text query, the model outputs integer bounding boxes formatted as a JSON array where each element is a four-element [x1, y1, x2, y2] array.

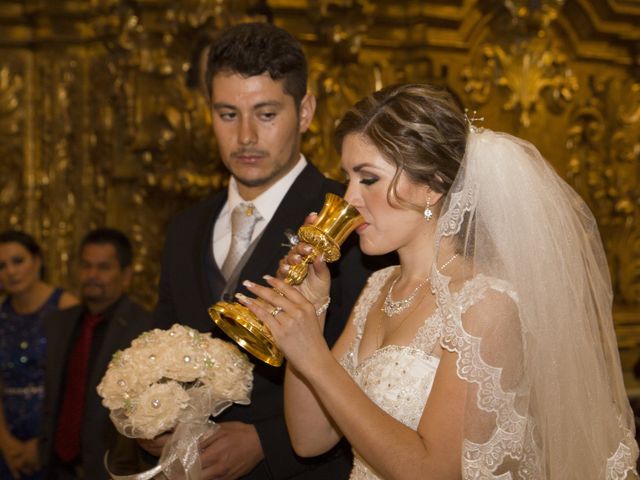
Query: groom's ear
[[298, 92, 316, 133]]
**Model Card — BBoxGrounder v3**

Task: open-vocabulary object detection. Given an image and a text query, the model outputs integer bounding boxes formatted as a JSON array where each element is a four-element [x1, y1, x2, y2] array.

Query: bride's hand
[[276, 213, 331, 306], [237, 275, 331, 374]]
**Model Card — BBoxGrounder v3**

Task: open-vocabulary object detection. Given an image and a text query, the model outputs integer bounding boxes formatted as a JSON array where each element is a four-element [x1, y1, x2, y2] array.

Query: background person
[[39, 228, 153, 479], [0, 230, 78, 480]]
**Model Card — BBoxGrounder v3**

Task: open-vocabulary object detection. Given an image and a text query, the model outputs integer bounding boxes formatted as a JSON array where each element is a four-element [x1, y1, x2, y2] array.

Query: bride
[[236, 83, 638, 479]]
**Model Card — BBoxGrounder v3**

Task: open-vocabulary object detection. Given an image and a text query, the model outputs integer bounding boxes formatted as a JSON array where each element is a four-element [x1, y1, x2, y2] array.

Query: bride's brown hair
[[334, 83, 467, 211]]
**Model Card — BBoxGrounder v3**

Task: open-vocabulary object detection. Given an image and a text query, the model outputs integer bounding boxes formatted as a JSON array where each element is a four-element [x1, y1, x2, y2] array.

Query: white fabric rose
[[98, 324, 254, 440]]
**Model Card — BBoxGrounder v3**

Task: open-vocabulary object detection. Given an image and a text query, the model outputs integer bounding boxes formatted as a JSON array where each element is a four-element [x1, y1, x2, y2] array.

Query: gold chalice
[[208, 193, 364, 366]]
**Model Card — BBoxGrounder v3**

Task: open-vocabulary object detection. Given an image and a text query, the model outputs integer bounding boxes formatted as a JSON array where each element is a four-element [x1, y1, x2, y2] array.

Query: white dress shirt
[[213, 155, 308, 268]]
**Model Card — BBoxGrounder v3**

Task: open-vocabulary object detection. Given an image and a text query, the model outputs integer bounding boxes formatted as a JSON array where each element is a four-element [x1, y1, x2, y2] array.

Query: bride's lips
[[356, 223, 369, 234]]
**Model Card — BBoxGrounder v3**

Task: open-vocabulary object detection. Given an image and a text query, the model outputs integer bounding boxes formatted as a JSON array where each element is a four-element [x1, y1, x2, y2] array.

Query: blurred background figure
[[0, 230, 78, 479], [40, 227, 152, 480]]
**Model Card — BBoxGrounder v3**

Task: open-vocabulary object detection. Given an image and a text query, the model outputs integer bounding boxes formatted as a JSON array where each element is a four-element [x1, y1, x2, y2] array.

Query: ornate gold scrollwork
[[567, 76, 640, 305], [0, 66, 22, 135], [461, 0, 577, 127], [305, 0, 381, 178], [0, 64, 24, 228]]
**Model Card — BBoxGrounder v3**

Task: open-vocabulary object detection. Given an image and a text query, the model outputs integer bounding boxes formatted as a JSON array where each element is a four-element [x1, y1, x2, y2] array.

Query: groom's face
[[210, 71, 315, 200]]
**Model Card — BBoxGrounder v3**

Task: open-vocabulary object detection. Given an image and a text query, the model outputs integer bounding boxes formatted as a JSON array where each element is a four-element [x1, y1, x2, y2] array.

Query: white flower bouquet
[[97, 324, 253, 479], [98, 323, 253, 439]]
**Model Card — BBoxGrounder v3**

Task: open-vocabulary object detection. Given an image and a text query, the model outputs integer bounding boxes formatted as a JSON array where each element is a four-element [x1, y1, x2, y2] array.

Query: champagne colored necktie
[[221, 202, 261, 280]]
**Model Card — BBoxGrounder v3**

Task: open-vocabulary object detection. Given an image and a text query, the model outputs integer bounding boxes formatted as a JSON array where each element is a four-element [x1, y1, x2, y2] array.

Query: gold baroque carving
[[36, 55, 96, 284], [566, 75, 640, 305], [0, 66, 22, 135], [567, 77, 640, 306], [461, 1, 578, 127], [0, 61, 24, 229], [305, 0, 382, 178]]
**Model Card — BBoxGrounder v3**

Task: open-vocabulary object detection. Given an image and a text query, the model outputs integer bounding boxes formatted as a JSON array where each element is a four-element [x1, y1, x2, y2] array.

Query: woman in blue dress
[[0, 231, 77, 479]]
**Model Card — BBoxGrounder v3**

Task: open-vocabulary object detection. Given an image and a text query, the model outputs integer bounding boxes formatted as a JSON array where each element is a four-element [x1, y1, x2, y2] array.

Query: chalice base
[[209, 301, 284, 367]]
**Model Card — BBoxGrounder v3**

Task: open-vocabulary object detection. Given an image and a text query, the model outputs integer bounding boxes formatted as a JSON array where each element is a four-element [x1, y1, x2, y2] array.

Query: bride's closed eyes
[[343, 174, 380, 187], [359, 177, 379, 186], [342, 157, 393, 190]]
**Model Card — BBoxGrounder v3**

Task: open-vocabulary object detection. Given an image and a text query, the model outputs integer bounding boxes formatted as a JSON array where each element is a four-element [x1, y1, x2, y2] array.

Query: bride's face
[[342, 133, 428, 256]]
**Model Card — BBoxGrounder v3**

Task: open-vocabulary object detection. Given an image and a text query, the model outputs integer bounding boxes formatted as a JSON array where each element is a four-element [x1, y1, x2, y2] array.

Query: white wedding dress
[[340, 266, 511, 479], [340, 264, 637, 479], [338, 128, 638, 479]]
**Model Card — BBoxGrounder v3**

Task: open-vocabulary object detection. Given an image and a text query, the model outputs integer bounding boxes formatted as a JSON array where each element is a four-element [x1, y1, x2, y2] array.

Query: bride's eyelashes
[[360, 177, 379, 186], [343, 170, 380, 186]]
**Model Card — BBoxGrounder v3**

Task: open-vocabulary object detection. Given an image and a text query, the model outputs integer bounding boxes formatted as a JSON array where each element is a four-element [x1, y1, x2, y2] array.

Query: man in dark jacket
[[40, 228, 152, 479], [147, 22, 383, 480]]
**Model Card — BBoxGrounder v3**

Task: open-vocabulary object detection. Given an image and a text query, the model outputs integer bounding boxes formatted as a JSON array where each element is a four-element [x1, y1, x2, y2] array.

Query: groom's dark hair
[[204, 22, 308, 107]]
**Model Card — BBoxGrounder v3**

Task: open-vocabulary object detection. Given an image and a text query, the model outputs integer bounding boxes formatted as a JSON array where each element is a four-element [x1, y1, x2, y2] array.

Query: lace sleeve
[[437, 274, 637, 479], [431, 129, 637, 478], [440, 276, 534, 478]]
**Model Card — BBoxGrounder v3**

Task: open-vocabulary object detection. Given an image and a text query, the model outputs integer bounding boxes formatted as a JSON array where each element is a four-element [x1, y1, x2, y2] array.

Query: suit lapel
[[195, 195, 227, 308], [47, 306, 83, 411]]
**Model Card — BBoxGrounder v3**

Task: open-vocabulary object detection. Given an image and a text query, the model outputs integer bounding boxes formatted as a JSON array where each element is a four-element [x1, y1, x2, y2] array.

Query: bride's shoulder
[[445, 274, 521, 334], [450, 273, 519, 306]]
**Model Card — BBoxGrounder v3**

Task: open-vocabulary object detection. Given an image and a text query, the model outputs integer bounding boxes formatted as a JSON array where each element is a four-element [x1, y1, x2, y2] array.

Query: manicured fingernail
[[301, 244, 312, 254], [235, 293, 248, 301], [242, 280, 255, 287], [281, 264, 290, 272], [262, 275, 273, 281]]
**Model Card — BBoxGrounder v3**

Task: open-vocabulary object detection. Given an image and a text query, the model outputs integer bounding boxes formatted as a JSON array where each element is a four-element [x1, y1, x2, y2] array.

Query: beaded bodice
[[340, 267, 443, 479]]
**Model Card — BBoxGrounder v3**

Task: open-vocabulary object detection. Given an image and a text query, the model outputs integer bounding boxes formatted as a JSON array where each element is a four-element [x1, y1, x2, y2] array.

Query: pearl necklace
[[381, 253, 458, 317]]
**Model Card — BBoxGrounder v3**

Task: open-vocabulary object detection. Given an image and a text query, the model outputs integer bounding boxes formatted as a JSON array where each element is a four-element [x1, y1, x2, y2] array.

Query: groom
[[144, 22, 382, 480]]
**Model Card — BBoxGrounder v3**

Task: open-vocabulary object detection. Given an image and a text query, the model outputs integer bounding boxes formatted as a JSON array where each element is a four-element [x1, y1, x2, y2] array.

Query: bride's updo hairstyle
[[334, 83, 467, 210]]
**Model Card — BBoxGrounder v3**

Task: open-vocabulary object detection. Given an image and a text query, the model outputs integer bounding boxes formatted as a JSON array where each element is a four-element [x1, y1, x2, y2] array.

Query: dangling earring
[[423, 195, 433, 222]]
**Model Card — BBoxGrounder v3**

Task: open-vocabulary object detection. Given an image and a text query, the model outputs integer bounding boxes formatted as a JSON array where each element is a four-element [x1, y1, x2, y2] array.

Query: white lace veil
[[430, 127, 639, 478]]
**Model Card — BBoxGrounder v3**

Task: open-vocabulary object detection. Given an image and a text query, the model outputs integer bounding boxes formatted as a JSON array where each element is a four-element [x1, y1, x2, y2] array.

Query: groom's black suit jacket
[[154, 163, 379, 479]]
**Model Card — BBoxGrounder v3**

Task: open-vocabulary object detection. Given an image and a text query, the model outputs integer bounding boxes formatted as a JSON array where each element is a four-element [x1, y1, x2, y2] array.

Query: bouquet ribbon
[[105, 388, 233, 480], [105, 419, 219, 480]]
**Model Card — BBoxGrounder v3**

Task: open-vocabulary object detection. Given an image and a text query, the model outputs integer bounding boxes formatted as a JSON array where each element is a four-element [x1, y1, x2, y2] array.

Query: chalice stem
[[285, 248, 319, 286]]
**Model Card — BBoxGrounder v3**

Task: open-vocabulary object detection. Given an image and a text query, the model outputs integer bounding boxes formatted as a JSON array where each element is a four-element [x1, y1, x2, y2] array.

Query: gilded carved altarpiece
[[0, 0, 639, 381]]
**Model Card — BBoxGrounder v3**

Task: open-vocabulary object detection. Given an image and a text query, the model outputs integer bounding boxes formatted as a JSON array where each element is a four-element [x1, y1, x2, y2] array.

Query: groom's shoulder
[[295, 161, 346, 197], [166, 192, 225, 231]]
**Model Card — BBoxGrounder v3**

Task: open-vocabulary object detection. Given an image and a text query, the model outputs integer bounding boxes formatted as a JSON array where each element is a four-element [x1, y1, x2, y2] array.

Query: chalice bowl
[[208, 193, 364, 366]]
